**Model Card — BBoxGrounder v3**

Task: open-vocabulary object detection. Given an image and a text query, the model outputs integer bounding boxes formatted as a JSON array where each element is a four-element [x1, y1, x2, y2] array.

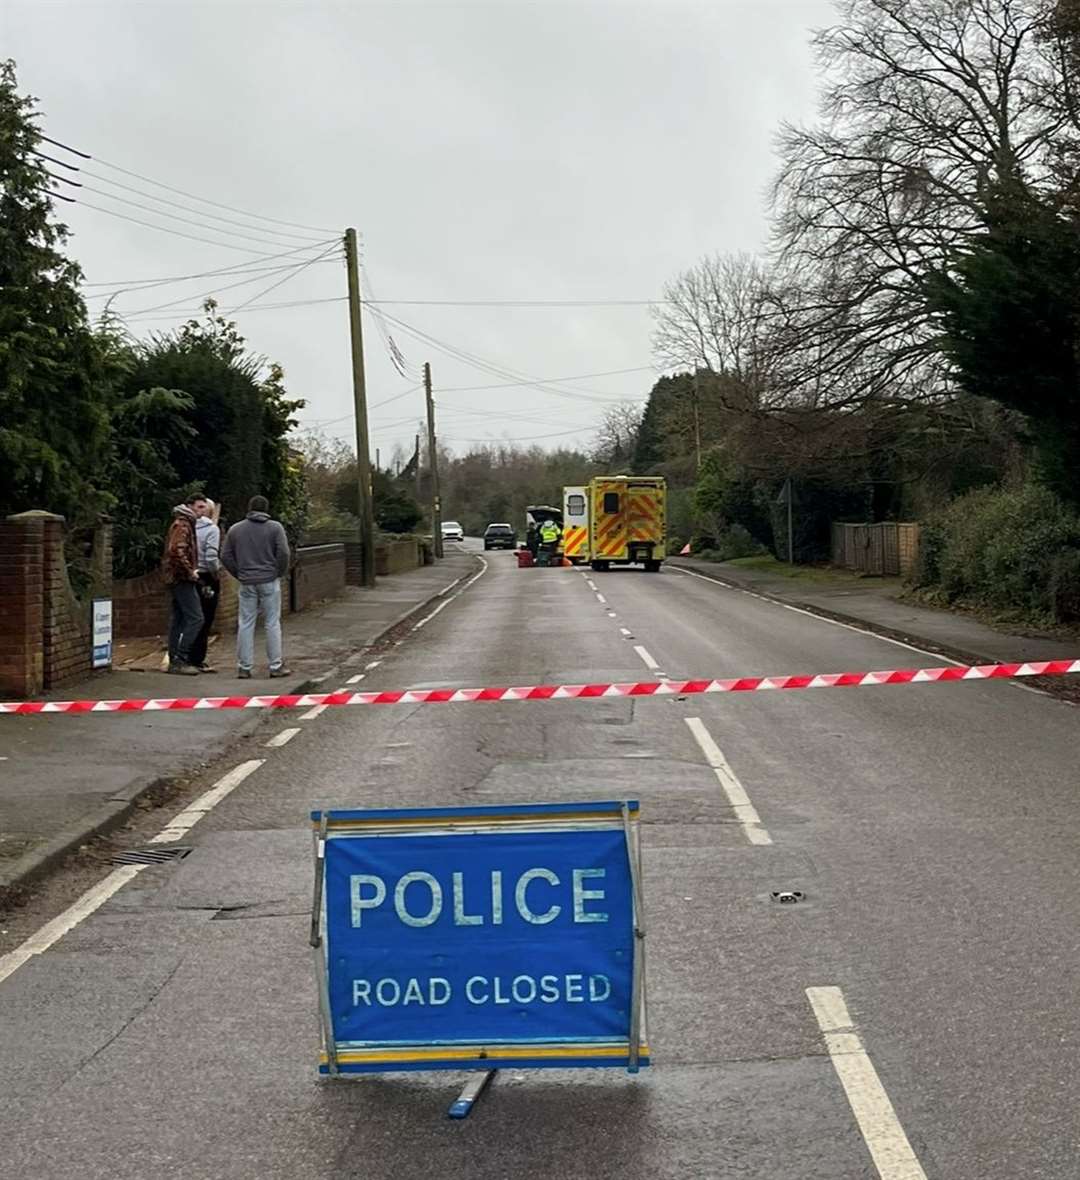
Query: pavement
[[3, 541, 1080, 1177], [0, 549, 479, 896], [668, 554, 1080, 666]]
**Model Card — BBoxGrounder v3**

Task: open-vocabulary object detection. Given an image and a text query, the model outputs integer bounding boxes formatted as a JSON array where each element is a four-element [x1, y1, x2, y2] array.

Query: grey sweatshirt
[[221, 512, 290, 585], [195, 517, 221, 574]]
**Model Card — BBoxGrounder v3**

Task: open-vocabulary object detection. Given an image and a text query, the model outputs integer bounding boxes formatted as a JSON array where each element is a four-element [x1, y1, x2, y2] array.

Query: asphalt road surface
[[3, 538, 1080, 1179]]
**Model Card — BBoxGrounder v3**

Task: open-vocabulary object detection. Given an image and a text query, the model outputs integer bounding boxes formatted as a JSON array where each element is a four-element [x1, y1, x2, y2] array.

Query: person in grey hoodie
[[188, 495, 221, 672], [221, 495, 292, 679]]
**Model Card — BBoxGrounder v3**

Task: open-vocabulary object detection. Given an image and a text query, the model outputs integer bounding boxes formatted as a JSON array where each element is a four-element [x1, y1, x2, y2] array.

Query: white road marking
[[619, 627, 633, 638], [586, 580, 597, 591], [684, 717, 772, 845], [413, 597, 454, 630], [0, 865, 146, 986], [346, 673, 365, 685], [437, 578, 460, 596], [299, 704, 328, 721], [0, 759, 266, 986], [806, 987, 928, 1180], [595, 593, 607, 604], [149, 759, 265, 843], [607, 611, 617, 618], [633, 645, 661, 671], [413, 556, 489, 631], [265, 727, 301, 748], [669, 565, 964, 665], [364, 660, 382, 671]]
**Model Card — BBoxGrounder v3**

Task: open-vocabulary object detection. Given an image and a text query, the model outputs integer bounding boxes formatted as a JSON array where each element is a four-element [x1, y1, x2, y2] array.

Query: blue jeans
[[237, 581, 283, 673]]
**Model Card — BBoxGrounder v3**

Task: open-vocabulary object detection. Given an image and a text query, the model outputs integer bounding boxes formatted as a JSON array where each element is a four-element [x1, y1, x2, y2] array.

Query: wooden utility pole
[[692, 368, 702, 472], [344, 228, 376, 588], [375, 448, 380, 474], [424, 362, 443, 558], [414, 433, 422, 504]]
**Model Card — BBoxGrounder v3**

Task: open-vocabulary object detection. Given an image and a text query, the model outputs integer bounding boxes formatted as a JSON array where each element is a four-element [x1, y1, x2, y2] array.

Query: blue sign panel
[[312, 801, 648, 1074]]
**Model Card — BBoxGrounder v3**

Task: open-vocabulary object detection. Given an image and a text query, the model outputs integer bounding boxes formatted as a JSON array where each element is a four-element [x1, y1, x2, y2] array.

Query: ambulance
[[563, 476, 667, 571]]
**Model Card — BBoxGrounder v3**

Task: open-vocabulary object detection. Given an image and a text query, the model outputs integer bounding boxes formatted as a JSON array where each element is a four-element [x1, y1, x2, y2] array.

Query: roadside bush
[[690, 525, 764, 563], [1049, 550, 1080, 623], [920, 483, 1080, 620]]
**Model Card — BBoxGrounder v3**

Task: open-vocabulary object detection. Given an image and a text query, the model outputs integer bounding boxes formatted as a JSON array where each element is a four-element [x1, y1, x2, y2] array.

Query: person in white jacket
[[188, 495, 221, 672]]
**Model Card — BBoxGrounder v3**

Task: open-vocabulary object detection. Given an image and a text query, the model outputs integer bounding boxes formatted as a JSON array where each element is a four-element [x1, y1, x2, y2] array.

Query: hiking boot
[[237, 669, 252, 680], [168, 663, 200, 676], [268, 666, 292, 679]]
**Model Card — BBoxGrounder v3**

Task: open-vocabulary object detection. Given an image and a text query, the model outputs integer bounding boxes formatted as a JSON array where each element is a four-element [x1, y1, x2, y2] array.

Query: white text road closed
[[313, 801, 650, 1073]]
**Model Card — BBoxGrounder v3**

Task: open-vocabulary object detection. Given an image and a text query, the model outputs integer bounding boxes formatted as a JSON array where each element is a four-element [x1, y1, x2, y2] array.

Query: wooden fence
[[831, 522, 921, 577]]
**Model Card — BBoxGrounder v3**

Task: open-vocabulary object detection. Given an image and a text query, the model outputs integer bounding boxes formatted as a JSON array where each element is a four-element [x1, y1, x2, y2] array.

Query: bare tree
[[652, 254, 780, 406], [591, 401, 644, 468], [769, 0, 1067, 409]]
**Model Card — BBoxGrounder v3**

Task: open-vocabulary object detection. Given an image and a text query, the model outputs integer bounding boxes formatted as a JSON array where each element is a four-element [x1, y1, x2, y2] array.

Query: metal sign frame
[[309, 800, 649, 1079]]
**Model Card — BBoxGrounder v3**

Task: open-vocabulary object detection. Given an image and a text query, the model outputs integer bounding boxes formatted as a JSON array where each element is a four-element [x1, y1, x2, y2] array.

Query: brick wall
[[375, 537, 422, 576], [0, 514, 46, 697], [0, 511, 109, 695], [290, 544, 346, 612]]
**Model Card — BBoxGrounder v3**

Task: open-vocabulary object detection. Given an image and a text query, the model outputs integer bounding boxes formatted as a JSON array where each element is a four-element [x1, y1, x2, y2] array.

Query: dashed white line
[[346, 673, 366, 685], [265, 727, 301, 748], [684, 717, 772, 845], [413, 556, 490, 631], [633, 645, 660, 671], [149, 759, 265, 843], [595, 593, 607, 605], [0, 759, 266, 986], [413, 596, 454, 630], [806, 987, 928, 1179], [364, 660, 382, 671], [619, 627, 633, 638], [299, 704, 328, 721]]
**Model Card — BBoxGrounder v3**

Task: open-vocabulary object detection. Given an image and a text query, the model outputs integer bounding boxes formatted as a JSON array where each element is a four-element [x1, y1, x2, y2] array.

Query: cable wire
[[230, 242, 341, 312], [72, 196, 330, 257], [39, 133, 337, 235], [58, 176, 331, 251], [81, 252, 341, 295], [120, 250, 338, 317]]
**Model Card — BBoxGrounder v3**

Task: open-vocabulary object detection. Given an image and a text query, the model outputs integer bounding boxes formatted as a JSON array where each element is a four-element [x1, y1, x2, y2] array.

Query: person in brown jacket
[[163, 504, 204, 675]]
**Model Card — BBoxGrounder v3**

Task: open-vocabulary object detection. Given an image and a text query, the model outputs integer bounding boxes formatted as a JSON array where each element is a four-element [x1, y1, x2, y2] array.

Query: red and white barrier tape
[[1, 660, 1078, 716]]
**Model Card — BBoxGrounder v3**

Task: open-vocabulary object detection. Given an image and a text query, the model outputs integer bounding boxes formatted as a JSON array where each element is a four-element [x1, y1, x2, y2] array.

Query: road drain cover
[[111, 846, 193, 866], [771, 890, 805, 905]]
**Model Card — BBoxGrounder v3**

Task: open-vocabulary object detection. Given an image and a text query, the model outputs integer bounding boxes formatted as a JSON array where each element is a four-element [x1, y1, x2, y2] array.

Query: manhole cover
[[111, 846, 193, 866]]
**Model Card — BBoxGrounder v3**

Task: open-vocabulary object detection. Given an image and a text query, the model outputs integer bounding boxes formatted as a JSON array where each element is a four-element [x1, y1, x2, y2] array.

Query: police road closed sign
[[311, 801, 648, 1074]]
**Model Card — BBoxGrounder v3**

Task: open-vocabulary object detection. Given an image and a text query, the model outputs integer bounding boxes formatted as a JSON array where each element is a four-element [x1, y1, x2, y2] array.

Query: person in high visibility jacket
[[538, 518, 560, 566]]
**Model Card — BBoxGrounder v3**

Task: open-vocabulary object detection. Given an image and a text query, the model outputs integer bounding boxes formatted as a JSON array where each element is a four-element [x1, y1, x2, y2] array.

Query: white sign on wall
[[92, 599, 113, 669]]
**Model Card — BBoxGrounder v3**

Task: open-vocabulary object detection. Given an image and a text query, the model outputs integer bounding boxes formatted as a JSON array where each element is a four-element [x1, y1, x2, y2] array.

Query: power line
[[121, 295, 346, 322], [436, 366, 657, 393], [119, 249, 338, 317], [372, 307, 649, 404], [39, 133, 337, 235], [76, 167, 328, 244], [442, 425, 596, 444], [51, 174, 330, 251], [230, 242, 342, 311], [81, 252, 341, 296], [364, 299, 665, 307], [69, 195, 330, 257]]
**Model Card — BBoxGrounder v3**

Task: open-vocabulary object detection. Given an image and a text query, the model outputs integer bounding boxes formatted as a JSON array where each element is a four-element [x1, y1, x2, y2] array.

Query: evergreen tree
[[0, 60, 112, 523]]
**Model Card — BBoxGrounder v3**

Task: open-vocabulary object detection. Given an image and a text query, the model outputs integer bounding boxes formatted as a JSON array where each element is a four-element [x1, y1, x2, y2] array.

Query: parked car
[[483, 523, 517, 550], [441, 520, 465, 542]]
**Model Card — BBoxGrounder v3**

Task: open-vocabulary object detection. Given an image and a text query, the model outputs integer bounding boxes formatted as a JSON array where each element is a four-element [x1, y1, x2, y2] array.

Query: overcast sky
[[5, 0, 836, 465]]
